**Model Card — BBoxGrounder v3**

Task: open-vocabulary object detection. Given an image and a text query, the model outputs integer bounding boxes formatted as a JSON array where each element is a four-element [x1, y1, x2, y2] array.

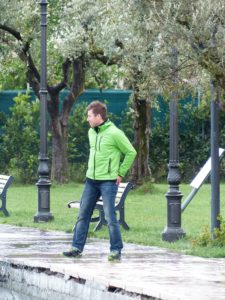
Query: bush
[[69, 162, 87, 183], [0, 92, 40, 183], [121, 97, 225, 182], [0, 112, 8, 172], [191, 216, 225, 247], [1, 93, 224, 184], [67, 102, 90, 164]]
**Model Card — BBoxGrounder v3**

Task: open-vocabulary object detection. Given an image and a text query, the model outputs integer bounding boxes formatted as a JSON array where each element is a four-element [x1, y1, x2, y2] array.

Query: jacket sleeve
[[113, 129, 137, 177]]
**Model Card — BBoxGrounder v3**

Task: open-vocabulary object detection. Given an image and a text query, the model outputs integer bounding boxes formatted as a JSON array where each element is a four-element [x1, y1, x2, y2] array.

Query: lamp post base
[[34, 178, 54, 223], [162, 227, 186, 242], [34, 212, 54, 223]]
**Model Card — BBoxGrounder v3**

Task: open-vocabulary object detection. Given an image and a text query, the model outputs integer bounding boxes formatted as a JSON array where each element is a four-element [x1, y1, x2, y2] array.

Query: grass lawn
[[1, 182, 225, 258]]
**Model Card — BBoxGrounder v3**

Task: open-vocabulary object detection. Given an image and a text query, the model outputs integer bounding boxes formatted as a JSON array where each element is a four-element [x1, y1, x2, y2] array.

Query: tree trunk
[[131, 94, 151, 185], [50, 113, 69, 183], [47, 57, 85, 183]]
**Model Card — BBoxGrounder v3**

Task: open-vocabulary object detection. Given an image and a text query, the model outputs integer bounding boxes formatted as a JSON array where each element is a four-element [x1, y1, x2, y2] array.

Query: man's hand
[[116, 176, 123, 185]]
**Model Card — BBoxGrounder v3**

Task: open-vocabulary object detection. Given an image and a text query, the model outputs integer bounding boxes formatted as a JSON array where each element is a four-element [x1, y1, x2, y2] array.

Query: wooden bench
[[0, 175, 14, 216], [68, 182, 134, 231]]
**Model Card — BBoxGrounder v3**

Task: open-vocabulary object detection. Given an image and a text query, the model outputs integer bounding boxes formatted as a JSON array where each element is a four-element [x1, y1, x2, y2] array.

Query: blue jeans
[[72, 179, 123, 253]]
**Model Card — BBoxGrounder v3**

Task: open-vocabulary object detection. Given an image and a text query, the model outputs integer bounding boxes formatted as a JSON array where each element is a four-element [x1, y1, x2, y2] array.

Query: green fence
[[0, 89, 197, 127], [0, 89, 131, 115]]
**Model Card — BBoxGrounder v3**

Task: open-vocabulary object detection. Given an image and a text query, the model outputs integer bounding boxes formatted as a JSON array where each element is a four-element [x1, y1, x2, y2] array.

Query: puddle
[[10, 243, 33, 248]]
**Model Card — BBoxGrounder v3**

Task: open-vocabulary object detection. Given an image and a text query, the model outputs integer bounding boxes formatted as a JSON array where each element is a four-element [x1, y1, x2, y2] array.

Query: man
[[63, 101, 136, 261]]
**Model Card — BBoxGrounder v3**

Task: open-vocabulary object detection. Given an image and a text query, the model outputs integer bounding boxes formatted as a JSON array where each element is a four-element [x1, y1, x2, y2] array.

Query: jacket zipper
[[98, 136, 102, 151], [108, 158, 111, 174], [93, 134, 98, 179]]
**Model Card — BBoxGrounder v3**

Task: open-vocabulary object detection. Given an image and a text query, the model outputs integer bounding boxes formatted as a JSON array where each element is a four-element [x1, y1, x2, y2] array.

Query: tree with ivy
[[0, 0, 123, 183]]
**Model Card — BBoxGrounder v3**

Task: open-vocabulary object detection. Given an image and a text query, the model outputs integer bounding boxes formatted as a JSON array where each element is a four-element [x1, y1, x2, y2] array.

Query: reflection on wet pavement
[[0, 224, 225, 300]]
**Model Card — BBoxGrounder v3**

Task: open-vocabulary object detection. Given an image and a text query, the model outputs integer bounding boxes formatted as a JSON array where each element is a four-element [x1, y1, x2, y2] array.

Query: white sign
[[190, 148, 225, 189]]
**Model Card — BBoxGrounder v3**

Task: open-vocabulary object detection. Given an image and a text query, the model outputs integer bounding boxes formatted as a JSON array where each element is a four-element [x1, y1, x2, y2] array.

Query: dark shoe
[[63, 249, 82, 258], [108, 250, 121, 262]]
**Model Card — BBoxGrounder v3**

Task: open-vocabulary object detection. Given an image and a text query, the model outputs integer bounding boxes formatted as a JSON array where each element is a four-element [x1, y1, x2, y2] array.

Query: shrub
[[67, 102, 90, 164], [1, 93, 224, 184], [191, 216, 225, 247], [0, 92, 39, 183], [0, 112, 8, 172], [191, 225, 211, 247], [121, 96, 225, 182]]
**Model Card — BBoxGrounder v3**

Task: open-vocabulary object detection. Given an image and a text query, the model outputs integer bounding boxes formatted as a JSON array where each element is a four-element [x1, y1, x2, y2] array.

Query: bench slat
[[0, 180, 8, 186], [0, 184, 8, 193], [116, 191, 123, 196], [117, 183, 128, 188], [68, 196, 122, 208], [0, 175, 11, 181]]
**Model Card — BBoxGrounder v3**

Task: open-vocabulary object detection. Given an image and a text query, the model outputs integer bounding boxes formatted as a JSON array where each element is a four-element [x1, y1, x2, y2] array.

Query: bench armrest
[[67, 201, 80, 208]]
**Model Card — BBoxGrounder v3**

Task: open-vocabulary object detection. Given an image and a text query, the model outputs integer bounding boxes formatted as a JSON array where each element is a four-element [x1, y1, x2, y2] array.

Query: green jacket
[[86, 120, 137, 180]]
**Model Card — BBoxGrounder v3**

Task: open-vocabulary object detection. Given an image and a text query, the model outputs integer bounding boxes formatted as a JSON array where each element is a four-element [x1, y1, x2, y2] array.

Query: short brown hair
[[86, 101, 107, 121]]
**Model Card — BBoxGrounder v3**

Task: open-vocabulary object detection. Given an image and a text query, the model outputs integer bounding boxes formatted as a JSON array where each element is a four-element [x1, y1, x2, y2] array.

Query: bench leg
[[118, 207, 129, 230], [94, 208, 107, 231], [90, 216, 100, 222], [0, 208, 9, 217], [0, 195, 9, 217], [92, 206, 130, 231]]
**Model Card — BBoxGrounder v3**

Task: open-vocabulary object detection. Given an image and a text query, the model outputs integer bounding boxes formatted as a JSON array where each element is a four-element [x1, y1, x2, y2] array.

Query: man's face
[[87, 109, 103, 128]]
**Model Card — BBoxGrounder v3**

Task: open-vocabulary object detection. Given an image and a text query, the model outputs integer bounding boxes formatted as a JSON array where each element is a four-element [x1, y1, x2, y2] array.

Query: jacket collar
[[93, 119, 111, 133]]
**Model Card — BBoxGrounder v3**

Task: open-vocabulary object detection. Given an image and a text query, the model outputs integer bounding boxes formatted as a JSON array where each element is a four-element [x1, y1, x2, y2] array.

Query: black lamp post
[[162, 47, 185, 242], [34, 0, 53, 223]]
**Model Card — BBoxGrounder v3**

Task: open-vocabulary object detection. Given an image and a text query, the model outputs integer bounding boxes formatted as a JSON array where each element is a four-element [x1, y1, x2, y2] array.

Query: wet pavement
[[0, 224, 225, 299]]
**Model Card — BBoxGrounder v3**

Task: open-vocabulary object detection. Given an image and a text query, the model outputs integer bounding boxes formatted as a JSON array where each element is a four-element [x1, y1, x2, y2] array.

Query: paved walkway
[[0, 224, 225, 300]]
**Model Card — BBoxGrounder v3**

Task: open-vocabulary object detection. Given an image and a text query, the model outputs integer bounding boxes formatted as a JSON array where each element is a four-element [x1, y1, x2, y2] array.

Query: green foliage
[[0, 57, 27, 90], [85, 61, 125, 89], [151, 99, 225, 181], [212, 216, 225, 247], [121, 96, 225, 182], [191, 216, 225, 248], [179, 100, 211, 181], [0, 93, 40, 183], [179, 98, 225, 181], [149, 121, 169, 181], [0, 112, 8, 172], [119, 99, 136, 142], [67, 102, 89, 182], [191, 225, 211, 247], [134, 181, 157, 194], [67, 102, 90, 163], [69, 162, 87, 183], [0, 93, 224, 184]]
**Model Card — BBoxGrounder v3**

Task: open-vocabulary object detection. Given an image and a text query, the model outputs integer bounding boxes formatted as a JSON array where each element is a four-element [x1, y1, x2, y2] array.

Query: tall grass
[[1, 182, 225, 257]]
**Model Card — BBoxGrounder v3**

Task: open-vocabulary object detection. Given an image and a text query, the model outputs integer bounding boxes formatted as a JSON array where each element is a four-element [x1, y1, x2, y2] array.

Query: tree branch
[[176, 18, 191, 30], [0, 23, 41, 90], [49, 59, 71, 94], [0, 24, 22, 41], [61, 55, 85, 126], [90, 48, 121, 66]]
